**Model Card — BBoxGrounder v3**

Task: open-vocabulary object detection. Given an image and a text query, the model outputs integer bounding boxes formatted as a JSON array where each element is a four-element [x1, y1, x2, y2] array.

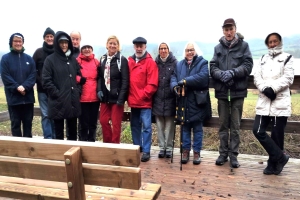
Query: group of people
[[0, 18, 294, 175]]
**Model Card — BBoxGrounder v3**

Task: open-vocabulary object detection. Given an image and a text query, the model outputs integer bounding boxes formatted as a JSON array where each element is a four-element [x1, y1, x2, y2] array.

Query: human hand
[[263, 87, 276, 100], [17, 85, 25, 92], [220, 70, 234, 83], [80, 77, 87, 85], [97, 91, 103, 101], [178, 79, 185, 87]]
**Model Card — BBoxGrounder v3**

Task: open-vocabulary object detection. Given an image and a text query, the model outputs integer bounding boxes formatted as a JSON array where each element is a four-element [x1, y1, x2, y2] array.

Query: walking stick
[[228, 89, 233, 172], [180, 85, 185, 171], [173, 87, 181, 163]]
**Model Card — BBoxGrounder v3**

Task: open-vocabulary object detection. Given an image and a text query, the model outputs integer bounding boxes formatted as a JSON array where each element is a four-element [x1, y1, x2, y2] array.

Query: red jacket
[[127, 53, 158, 108], [76, 53, 100, 102]]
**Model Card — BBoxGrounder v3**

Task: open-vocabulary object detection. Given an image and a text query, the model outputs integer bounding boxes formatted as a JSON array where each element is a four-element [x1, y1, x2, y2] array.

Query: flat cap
[[222, 18, 236, 28], [132, 37, 147, 44], [58, 35, 69, 42]]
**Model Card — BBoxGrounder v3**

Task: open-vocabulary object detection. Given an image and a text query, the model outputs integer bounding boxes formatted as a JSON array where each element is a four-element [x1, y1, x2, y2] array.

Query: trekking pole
[[180, 85, 185, 171], [173, 87, 181, 163], [228, 89, 233, 172]]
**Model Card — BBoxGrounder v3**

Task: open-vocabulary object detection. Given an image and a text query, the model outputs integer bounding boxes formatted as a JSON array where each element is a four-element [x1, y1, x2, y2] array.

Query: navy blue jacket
[[1, 50, 36, 105], [171, 55, 211, 123]]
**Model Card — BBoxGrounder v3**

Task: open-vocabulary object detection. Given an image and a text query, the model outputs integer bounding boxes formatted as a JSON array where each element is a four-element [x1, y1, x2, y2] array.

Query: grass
[[0, 87, 300, 158]]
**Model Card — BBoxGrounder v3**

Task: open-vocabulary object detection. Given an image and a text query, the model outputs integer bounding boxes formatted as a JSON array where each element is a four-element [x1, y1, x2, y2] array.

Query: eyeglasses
[[159, 47, 168, 51], [185, 49, 195, 53], [13, 40, 23, 43]]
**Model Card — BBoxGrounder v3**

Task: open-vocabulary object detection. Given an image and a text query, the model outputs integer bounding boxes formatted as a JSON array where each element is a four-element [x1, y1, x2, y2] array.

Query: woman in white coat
[[253, 32, 294, 175]]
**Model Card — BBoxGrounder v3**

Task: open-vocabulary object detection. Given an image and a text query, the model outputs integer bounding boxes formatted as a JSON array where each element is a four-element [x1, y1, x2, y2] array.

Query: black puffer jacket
[[42, 31, 81, 119], [210, 33, 253, 99], [152, 52, 177, 117], [97, 51, 129, 104]]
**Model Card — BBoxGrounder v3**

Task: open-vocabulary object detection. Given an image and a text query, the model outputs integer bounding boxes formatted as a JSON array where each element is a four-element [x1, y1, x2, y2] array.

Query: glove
[[225, 79, 234, 87], [178, 79, 185, 87], [97, 91, 104, 101], [220, 70, 234, 83], [214, 71, 225, 80], [263, 87, 276, 100], [173, 86, 180, 97], [80, 77, 87, 85]]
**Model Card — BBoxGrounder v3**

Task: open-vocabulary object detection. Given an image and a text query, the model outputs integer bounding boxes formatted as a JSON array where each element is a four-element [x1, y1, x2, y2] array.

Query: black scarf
[[43, 41, 54, 55]]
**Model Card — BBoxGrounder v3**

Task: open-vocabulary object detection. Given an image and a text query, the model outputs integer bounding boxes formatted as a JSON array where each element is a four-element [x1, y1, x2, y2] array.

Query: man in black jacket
[[33, 27, 55, 139], [210, 18, 253, 168]]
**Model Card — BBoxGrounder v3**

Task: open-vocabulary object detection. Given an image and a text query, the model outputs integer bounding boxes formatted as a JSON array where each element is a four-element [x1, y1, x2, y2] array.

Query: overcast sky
[[0, 0, 299, 55]]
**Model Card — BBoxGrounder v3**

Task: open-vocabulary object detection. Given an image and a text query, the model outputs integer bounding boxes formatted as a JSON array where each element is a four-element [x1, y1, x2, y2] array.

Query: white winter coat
[[254, 52, 294, 116]]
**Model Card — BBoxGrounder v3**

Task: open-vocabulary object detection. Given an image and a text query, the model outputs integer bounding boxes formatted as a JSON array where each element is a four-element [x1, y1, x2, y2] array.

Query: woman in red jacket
[[76, 43, 100, 141], [97, 35, 129, 143]]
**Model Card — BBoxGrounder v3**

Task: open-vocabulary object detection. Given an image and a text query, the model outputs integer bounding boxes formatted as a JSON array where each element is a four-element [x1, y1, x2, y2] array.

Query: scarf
[[221, 33, 239, 48], [104, 52, 117, 91], [65, 49, 71, 57], [160, 54, 169, 63], [42, 41, 54, 54], [268, 43, 283, 57], [10, 47, 25, 53]]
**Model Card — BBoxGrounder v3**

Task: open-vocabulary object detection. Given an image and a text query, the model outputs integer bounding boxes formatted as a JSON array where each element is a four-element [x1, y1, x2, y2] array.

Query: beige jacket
[[254, 52, 294, 116]]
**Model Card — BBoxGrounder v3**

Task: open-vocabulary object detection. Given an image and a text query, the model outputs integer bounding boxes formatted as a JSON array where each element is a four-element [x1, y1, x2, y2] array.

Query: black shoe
[[158, 150, 165, 158], [141, 153, 150, 162], [230, 156, 240, 168], [181, 149, 190, 164], [193, 151, 201, 165], [215, 155, 228, 166], [274, 154, 289, 175], [263, 160, 275, 175], [166, 151, 172, 158]]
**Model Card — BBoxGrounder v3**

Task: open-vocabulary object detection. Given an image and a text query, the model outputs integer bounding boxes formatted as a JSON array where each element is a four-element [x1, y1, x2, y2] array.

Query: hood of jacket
[[53, 31, 73, 58]]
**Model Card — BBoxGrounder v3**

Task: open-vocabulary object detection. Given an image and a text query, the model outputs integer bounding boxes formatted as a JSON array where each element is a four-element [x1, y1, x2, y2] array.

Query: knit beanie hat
[[43, 27, 55, 38], [9, 33, 24, 48]]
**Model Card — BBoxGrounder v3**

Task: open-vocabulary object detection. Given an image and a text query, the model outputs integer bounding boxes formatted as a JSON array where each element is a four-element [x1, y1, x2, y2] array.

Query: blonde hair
[[106, 35, 121, 51]]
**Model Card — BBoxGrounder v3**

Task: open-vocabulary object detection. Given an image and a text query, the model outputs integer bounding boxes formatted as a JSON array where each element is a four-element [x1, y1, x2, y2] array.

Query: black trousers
[[78, 102, 100, 142], [54, 117, 77, 140], [252, 115, 286, 161], [8, 103, 34, 137]]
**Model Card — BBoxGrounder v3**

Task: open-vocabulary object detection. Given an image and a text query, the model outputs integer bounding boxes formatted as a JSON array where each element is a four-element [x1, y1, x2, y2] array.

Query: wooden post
[[64, 147, 85, 200]]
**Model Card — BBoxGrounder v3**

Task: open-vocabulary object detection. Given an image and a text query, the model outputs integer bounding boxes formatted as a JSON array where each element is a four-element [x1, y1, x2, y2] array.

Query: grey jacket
[[210, 33, 253, 99]]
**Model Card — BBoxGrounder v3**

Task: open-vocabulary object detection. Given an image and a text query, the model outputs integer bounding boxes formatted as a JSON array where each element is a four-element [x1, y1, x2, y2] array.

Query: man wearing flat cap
[[33, 27, 56, 139], [128, 36, 158, 162], [210, 18, 253, 168], [1, 33, 36, 137]]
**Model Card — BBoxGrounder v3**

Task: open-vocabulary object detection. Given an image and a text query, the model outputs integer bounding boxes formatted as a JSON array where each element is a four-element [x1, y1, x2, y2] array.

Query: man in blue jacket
[[1, 33, 36, 137]]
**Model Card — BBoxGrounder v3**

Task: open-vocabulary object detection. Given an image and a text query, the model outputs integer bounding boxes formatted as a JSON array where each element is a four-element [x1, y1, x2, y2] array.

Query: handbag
[[194, 90, 208, 106]]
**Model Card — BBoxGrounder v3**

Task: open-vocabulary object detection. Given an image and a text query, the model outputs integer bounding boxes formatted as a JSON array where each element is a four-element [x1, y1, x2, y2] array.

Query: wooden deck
[[141, 146, 300, 200]]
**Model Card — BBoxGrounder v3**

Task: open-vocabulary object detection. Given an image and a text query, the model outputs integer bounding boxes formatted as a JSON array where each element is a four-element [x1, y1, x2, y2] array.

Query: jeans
[[130, 108, 152, 153], [8, 103, 34, 137], [217, 98, 244, 157], [54, 117, 77, 140], [38, 92, 55, 139], [79, 102, 100, 142], [253, 115, 285, 161], [100, 103, 124, 143], [155, 116, 175, 151], [182, 121, 203, 152]]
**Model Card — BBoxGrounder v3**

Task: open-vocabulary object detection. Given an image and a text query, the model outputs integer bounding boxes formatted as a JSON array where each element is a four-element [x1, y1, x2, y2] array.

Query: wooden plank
[[64, 147, 85, 200], [0, 156, 141, 189], [0, 136, 140, 167], [0, 177, 159, 200], [0, 182, 144, 200]]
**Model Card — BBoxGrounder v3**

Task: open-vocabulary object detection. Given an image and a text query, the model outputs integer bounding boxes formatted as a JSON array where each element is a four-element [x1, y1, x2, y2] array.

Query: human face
[[12, 36, 23, 51], [267, 35, 280, 49], [159, 43, 169, 59], [134, 43, 146, 57], [44, 34, 54, 45], [81, 46, 93, 56], [59, 40, 69, 53], [223, 25, 236, 41], [106, 39, 119, 56], [185, 44, 195, 61], [70, 33, 81, 48]]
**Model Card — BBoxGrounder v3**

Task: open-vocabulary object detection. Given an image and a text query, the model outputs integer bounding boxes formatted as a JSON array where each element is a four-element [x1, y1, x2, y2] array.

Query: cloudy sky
[[0, 0, 298, 55]]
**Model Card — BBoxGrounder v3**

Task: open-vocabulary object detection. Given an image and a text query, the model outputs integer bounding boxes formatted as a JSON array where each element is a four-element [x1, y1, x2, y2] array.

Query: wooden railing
[[0, 75, 299, 134]]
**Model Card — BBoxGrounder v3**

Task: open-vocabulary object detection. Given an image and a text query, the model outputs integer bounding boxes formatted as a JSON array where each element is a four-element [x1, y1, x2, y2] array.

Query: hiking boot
[[158, 150, 165, 158], [165, 151, 172, 158], [263, 160, 275, 175], [193, 151, 201, 165], [215, 155, 228, 166], [230, 156, 240, 168], [274, 154, 289, 175], [141, 153, 150, 162], [181, 149, 190, 164]]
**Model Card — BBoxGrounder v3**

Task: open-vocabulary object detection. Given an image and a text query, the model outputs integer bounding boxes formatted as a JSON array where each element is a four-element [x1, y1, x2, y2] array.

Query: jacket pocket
[[194, 90, 208, 106]]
